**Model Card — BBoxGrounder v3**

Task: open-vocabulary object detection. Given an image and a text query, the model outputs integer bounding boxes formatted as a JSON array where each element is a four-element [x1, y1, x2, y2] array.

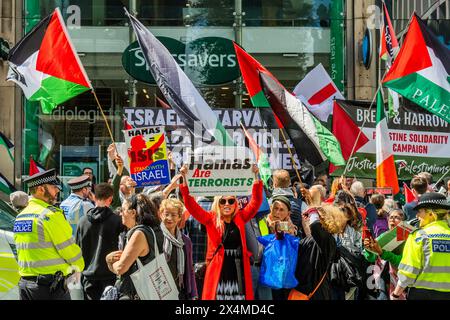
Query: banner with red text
[[331, 100, 450, 180]]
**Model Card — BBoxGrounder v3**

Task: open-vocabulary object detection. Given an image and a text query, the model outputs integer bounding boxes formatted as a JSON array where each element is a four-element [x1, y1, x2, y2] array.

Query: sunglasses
[[219, 198, 236, 205]]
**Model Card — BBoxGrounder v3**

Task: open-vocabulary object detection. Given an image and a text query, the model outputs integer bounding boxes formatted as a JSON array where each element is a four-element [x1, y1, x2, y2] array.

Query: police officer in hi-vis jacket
[[14, 169, 84, 300]]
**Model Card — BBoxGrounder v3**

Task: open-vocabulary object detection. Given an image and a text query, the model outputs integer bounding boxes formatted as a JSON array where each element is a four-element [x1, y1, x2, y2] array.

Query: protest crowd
[[10, 146, 450, 301], [3, 6, 450, 303]]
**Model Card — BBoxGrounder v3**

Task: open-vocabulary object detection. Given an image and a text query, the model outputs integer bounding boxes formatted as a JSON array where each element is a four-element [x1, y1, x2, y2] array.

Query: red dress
[[180, 181, 263, 300]]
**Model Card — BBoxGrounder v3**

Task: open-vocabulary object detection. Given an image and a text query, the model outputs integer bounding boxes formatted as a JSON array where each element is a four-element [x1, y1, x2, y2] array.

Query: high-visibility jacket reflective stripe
[[258, 218, 269, 236], [398, 220, 450, 292], [14, 197, 84, 277]]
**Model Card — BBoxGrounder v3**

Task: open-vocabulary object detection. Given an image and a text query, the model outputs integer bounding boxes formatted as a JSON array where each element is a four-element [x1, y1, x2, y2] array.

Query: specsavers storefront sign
[[122, 36, 239, 85]]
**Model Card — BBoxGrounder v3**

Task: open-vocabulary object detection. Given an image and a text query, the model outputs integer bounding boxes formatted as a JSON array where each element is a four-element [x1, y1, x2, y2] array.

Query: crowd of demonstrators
[[75, 183, 123, 300], [60, 175, 94, 236], [363, 208, 406, 300], [11, 152, 450, 302], [178, 164, 262, 300]]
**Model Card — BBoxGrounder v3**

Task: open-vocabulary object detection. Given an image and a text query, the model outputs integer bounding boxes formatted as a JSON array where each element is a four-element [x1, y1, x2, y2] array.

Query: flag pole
[[255, 108, 304, 187], [433, 167, 450, 191], [91, 90, 118, 154]]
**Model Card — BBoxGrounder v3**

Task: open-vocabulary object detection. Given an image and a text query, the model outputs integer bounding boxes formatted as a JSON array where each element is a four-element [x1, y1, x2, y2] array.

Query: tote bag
[[130, 227, 179, 300]]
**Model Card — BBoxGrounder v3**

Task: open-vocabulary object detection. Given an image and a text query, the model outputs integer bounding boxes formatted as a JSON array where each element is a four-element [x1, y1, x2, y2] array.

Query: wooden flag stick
[[91, 90, 118, 154]]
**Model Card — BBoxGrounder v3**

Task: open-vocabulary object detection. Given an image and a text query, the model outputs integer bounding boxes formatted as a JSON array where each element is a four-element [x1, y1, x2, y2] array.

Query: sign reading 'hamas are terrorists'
[[124, 126, 171, 187], [185, 146, 255, 197]]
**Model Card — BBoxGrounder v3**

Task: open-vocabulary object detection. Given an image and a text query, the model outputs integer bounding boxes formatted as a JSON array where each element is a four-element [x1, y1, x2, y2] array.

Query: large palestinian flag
[[383, 14, 450, 123], [259, 72, 345, 167], [7, 8, 91, 114]]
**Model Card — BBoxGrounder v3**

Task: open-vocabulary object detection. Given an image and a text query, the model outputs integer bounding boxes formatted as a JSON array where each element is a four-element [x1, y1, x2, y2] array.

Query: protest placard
[[124, 126, 171, 187], [184, 146, 255, 197]]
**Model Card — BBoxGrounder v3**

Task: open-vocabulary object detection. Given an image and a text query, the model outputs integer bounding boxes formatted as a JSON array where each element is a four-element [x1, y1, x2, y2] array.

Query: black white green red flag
[[0, 172, 16, 195], [7, 8, 91, 114], [383, 14, 450, 124]]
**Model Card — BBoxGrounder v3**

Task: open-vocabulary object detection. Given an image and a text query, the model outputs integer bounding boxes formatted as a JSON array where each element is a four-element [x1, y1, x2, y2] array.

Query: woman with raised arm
[[178, 164, 263, 300]]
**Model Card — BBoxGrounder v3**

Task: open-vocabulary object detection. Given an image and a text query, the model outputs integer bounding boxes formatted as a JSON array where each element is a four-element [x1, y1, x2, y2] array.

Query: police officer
[[14, 169, 85, 300], [60, 175, 95, 235], [391, 192, 450, 300]]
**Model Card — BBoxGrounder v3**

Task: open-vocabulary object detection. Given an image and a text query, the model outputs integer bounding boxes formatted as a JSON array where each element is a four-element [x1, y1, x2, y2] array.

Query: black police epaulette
[[46, 206, 59, 213]]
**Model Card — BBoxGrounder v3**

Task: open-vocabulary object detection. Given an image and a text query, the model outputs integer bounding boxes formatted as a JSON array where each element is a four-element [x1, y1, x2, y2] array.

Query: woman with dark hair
[[370, 193, 389, 238], [105, 193, 164, 300]]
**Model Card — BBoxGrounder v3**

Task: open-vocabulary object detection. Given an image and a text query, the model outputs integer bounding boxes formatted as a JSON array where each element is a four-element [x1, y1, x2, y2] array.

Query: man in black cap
[[14, 169, 84, 300], [60, 175, 95, 236]]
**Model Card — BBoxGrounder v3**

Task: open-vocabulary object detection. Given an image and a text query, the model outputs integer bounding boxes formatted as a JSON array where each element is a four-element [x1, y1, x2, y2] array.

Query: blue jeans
[[251, 265, 273, 300]]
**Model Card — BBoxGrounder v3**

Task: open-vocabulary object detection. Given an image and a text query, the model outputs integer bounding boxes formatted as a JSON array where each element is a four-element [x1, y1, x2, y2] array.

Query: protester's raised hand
[[300, 187, 312, 205], [180, 164, 188, 176], [251, 164, 259, 175], [107, 143, 118, 160]]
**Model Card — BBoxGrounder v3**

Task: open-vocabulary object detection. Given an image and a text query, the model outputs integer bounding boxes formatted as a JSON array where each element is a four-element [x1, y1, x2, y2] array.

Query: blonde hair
[[211, 196, 237, 230], [329, 178, 341, 199], [315, 205, 348, 234], [425, 208, 449, 221], [159, 198, 184, 217]]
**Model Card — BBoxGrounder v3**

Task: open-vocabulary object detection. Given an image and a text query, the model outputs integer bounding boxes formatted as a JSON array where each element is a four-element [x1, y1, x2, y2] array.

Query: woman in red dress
[[178, 164, 262, 300]]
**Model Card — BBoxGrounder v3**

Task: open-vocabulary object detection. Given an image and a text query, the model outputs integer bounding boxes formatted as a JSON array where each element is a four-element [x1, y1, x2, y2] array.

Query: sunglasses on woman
[[219, 198, 236, 205]]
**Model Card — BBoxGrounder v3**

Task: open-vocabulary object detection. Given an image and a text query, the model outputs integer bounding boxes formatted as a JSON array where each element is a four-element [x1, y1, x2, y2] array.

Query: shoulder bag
[[130, 226, 179, 300]]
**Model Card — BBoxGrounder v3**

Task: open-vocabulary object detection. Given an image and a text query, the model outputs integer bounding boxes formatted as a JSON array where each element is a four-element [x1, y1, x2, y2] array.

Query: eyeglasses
[[389, 215, 402, 220], [219, 198, 236, 205]]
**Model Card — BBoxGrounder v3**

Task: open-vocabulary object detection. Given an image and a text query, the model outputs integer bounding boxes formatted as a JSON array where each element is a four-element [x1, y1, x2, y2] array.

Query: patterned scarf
[[160, 222, 185, 287]]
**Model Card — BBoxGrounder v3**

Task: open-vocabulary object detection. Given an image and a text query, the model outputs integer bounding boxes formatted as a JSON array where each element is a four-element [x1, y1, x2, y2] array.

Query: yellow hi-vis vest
[[13, 197, 84, 277], [398, 220, 450, 292]]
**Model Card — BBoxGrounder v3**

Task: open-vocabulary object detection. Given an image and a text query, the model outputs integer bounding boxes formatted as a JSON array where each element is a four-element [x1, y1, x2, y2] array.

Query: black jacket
[[294, 221, 337, 300], [76, 206, 124, 279]]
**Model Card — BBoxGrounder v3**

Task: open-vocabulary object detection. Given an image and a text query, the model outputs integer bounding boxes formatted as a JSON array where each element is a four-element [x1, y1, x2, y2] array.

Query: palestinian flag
[[376, 91, 399, 194], [259, 72, 345, 167], [377, 221, 417, 254], [379, 0, 399, 62], [403, 182, 417, 203], [383, 14, 450, 124], [329, 101, 369, 174], [7, 8, 91, 114], [240, 123, 271, 187], [126, 10, 234, 146], [29, 155, 46, 176], [0, 131, 14, 162], [234, 42, 277, 108], [123, 116, 134, 130], [0, 172, 16, 195]]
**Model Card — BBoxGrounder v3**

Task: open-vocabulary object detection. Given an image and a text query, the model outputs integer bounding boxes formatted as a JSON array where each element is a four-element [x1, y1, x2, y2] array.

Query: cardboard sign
[[185, 146, 255, 197], [124, 126, 171, 187]]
